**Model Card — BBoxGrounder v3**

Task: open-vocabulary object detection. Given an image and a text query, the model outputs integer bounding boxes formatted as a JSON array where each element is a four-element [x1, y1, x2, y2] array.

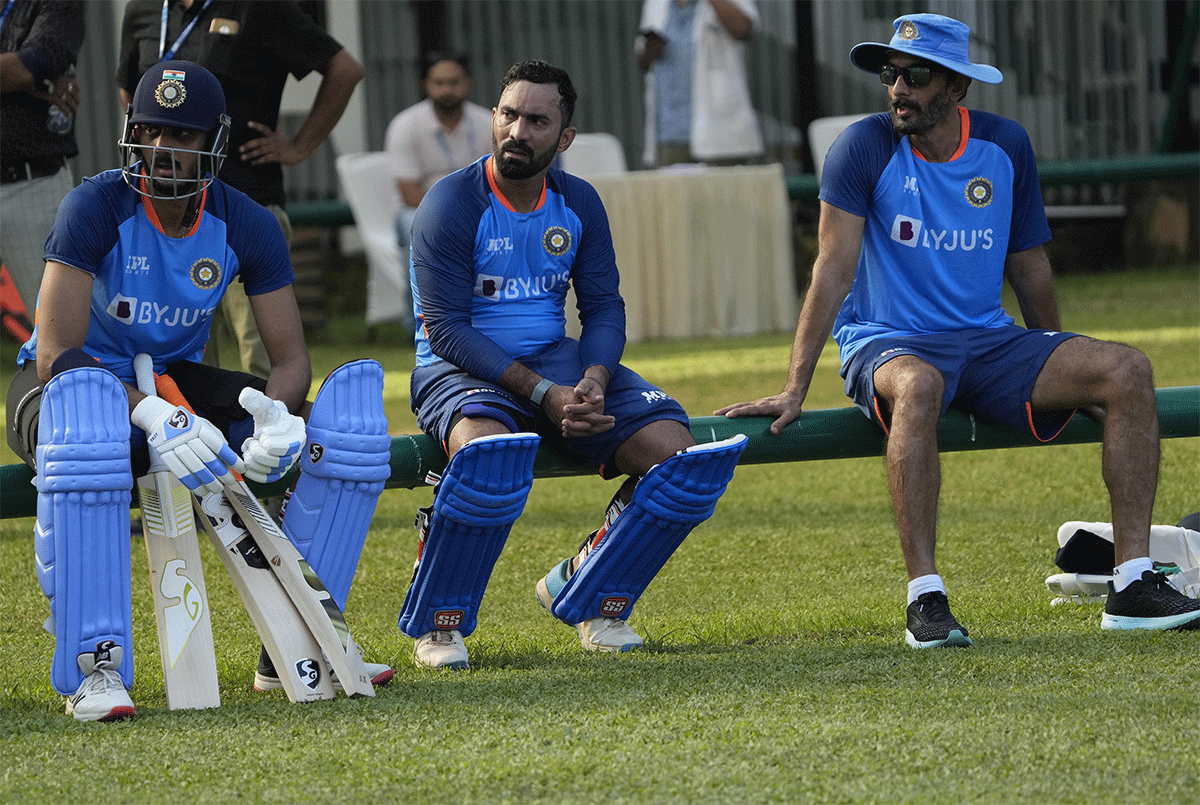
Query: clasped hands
[[544, 376, 615, 438]]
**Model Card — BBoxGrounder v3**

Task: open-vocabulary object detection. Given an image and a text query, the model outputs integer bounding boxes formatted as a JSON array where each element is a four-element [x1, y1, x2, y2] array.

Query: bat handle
[[133, 353, 169, 473], [133, 352, 157, 397]]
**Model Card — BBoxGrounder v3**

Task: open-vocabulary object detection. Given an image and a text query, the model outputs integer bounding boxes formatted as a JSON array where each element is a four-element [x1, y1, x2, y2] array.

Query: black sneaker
[[1101, 570, 1200, 631], [905, 591, 973, 648]]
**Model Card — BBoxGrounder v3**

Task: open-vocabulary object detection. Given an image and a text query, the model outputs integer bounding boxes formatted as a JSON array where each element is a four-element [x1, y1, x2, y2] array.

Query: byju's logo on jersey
[[542, 226, 571, 256], [890, 214, 995, 252], [475, 270, 571, 300], [890, 214, 923, 247], [106, 292, 214, 328], [475, 272, 503, 299], [190, 258, 222, 290], [965, 177, 993, 208], [107, 293, 138, 325]]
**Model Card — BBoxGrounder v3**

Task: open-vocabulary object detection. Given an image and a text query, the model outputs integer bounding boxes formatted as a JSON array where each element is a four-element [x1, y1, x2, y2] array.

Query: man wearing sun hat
[[719, 13, 1200, 646]]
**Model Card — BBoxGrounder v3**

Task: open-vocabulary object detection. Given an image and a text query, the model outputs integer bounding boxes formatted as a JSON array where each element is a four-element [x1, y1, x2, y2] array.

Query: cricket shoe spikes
[[66, 642, 136, 722]]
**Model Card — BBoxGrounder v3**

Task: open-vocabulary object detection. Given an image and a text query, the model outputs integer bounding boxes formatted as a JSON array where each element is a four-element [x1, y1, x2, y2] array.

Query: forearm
[[0, 52, 37, 92], [1005, 247, 1062, 331], [783, 261, 850, 397], [263, 354, 312, 415], [709, 0, 754, 40], [289, 50, 363, 161]]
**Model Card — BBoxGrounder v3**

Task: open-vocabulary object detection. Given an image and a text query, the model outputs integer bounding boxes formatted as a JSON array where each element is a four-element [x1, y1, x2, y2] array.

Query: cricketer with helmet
[[5, 60, 390, 721]]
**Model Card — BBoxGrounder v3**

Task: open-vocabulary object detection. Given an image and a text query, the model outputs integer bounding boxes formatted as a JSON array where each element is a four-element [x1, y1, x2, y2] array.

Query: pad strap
[[398, 433, 540, 637], [552, 435, 746, 624]]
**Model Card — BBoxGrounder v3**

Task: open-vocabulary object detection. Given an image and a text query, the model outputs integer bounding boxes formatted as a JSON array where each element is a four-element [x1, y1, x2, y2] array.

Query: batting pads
[[281, 360, 391, 611], [552, 434, 747, 625], [398, 433, 540, 638], [34, 368, 134, 694]]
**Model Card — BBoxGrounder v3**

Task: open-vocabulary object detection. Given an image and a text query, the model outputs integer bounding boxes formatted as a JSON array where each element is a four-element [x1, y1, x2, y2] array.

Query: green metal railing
[[3, 387, 1196, 520]]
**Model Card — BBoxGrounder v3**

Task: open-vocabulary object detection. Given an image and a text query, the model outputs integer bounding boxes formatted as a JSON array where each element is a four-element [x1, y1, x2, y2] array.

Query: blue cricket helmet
[[120, 60, 232, 200]]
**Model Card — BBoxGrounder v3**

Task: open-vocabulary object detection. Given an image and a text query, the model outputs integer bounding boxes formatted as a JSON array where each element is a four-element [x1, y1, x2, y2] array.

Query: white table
[[577, 162, 797, 342]]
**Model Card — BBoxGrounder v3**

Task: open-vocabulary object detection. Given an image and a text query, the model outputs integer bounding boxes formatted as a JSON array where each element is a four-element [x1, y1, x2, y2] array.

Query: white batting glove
[[238, 387, 306, 484], [131, 396, 244, 495]]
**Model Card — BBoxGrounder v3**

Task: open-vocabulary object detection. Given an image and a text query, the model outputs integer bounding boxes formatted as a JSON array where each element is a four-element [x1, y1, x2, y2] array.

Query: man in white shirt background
[[384, 51, 492, 332]]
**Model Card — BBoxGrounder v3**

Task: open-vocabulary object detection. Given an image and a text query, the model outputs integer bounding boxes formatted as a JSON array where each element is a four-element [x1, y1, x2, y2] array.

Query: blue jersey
[[820, 109, 1052, 365], [17, 168, 293, 382], [409, 155, 626, 385]]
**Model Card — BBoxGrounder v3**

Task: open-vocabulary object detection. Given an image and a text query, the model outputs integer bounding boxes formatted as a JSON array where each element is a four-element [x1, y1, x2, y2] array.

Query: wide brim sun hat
[[850, 13, 1003, 84]]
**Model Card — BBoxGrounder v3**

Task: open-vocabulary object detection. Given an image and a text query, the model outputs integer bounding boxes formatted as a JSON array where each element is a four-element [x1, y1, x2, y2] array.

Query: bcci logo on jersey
[[542, 226, 571, 256], [190, 258, 222, 290], [965, 177, 993, 208]]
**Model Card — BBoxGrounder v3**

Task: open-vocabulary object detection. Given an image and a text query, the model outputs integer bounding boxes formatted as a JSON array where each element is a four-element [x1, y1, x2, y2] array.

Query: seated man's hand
[[555, 377, 615, 437], [715, 390, 806, 436], [131, 396, 244, 494], [237, 387, 306, 484]]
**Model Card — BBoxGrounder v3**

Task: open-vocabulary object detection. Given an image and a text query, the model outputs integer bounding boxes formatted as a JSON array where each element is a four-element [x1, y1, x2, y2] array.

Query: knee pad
[[398, 432, 540, 638], [281, 360, 391, 611], [34, 367, 134, 694], [552, 435, 746, 624]]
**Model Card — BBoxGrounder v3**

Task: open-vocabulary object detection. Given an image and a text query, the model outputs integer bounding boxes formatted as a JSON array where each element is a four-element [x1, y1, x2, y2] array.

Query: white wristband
[[529, 378, 554, 406]]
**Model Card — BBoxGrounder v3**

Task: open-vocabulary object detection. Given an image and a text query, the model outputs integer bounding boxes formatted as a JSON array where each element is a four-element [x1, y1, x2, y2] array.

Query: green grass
[[1, 267, 1197, 804]]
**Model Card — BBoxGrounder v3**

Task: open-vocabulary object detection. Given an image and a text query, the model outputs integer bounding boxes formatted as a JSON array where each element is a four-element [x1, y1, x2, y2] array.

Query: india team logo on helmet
[[154, 76, 186, 109], [542, 226, 571, 256], [965, 177, 993, 208], [190, 258, 222, 289]]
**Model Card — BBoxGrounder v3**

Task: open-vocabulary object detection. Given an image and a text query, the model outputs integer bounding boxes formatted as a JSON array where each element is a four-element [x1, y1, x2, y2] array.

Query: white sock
[[1112, 557, 1154, 592], [907, 574, 945, 605]]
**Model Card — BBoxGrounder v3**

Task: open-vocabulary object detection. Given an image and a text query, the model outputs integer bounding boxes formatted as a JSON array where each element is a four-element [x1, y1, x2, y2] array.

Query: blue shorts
[[411, 338, 689, 477], [841, 325, 1080, 440]]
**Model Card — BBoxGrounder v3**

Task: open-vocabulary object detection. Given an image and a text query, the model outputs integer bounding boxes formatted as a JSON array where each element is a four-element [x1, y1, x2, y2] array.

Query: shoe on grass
[[412, 630, 468, 670], [1101, 570, 1200, 631], [254, 644, 394, 691], [536, 557, 644, 653], [66, 643, 136, 722], [905, 591, 973, 648]]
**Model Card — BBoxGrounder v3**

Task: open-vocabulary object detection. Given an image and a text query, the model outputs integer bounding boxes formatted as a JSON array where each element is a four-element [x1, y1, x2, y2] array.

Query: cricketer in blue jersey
[[719, 14, 1199, 643], [6, 61, 392, 722], [399, 61, 746, 671]]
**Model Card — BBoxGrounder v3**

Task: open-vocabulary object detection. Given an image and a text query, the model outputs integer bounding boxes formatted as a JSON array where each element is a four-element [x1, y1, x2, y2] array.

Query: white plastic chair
[[334, 152, 410, 328], [560, 132, 628, 178], [807, 114, 872, 181]]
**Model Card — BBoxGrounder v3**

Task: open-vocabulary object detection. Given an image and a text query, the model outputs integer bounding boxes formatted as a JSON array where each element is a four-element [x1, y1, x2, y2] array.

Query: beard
[[890, 84, 957, 136], [491, 133, 558, 180], [431, 94, 464, 115]]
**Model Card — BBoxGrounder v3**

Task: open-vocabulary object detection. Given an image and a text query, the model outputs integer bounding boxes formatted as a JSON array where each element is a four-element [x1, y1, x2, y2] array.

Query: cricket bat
[[221, 482, 375, 698], [193, 490, 336, 702], [133, 353, 220, 710]]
